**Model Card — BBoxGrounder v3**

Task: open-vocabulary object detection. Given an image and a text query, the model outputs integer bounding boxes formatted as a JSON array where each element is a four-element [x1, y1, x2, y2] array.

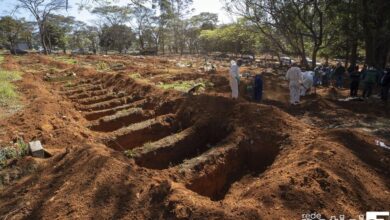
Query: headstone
[[29, 141, 45, 158]]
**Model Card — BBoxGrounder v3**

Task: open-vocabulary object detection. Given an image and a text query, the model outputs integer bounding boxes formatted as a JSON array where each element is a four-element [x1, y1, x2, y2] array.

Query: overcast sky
[[0, 0, 236, 24]]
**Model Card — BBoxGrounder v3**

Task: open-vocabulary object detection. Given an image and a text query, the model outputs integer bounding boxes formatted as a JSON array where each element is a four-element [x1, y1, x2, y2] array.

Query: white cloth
[[230, 63, 239, 78], [300, 71, 314, 96], [229, 63, 240, 98], [285, 67, 303, 84], [289, 83, 301, 104], [286, 67, 303, 103], [229, 77, 239, 98]]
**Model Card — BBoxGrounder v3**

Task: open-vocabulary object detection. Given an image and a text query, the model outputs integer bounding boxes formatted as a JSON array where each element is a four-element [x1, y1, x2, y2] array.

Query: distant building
[[15, 42, 29, 51], [10, 42, 29, 55]]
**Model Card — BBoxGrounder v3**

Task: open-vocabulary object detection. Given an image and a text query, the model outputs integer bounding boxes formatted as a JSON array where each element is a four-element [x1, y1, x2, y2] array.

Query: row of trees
[[0, 0, 219, 55], [0, 0, 389, 68]]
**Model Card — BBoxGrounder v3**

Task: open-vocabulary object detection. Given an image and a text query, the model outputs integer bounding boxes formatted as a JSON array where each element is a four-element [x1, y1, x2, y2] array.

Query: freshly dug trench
[[77, 95, 144, 111], [184, 133, 282, 201], [77, 92, 127, 105], [64, 84, 104, 96], [83, 99, 155, 121], [132, 121, 230, 170], [62, 80, 103, 91], [68, 89, 108, 100], [64, 83, 100, 92], [105, 114, 177, 151], [71, 78, 101, 86], [88, 108, 155, 132]]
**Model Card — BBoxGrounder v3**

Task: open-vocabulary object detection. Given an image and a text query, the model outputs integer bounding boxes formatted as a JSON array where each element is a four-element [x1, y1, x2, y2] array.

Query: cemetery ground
[[0, 54, 389, 219]]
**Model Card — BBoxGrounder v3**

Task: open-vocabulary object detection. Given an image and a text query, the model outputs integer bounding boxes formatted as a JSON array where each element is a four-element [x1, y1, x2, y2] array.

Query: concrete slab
[[29, 140, 45, 158]]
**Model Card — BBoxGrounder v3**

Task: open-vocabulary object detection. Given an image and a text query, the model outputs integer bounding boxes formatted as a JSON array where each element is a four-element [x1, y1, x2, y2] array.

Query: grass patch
[[54, 56, 78, 64], [124, 149, 138, 158], [0, 82, 18, 103], [157, 79, 211, 93], [96, 61, 109, 71], [0, 70, 22, 82], [64, 81, 75, 87], [0, 70, 22, 106], [0, 55, 4, 64], [129, 72, 142, 79], [0, 138, 28, 169]]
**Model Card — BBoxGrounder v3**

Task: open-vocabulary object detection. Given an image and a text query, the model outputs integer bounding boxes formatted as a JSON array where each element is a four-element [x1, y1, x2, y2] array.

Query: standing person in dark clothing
[[361, 66, 379, 98], [349, 65, 360, 97], [347, 64, 355, 74], [361, 64, 367, 73], [321, 65, 330, 86], [334, 62, 346, 88], [253, 73, 263, 102], [380, 68, 390, 101]]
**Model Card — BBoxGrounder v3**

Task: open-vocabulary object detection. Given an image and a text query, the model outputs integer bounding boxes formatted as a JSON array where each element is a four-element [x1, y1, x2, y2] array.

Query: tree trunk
[[349, 39, 358, 68], [344, 49, 350, 69], [311, 48, 318, 69], [39, 23, 48, 55]]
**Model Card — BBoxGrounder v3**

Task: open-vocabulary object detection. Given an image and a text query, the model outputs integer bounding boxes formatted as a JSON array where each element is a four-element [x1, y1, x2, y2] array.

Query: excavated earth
[[0, 55, 389, 219]]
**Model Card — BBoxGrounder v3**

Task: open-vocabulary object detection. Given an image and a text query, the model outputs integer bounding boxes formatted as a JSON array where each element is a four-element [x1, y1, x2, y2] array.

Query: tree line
[[0, 0, 389, 69]]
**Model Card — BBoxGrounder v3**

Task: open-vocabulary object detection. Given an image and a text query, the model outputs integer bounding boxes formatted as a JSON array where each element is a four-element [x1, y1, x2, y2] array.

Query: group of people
[[346, 64, 390, 101], [285, 64, 313, 105], [229, 59, 263, 101], [229, 58, 390, 105], [286, 62, 390, 105]]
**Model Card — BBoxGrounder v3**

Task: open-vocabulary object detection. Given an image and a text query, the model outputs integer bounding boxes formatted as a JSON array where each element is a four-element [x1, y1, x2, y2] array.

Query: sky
[[0, 0, 236, 24]]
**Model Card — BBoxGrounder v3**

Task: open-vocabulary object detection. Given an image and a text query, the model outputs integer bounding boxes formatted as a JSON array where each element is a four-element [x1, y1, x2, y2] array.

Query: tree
[[359, 0, 390, 68], [15, 0, 67, 54], [46, 15, 76, 53], [99, 24, 134, 54], [224, 0, 333, 68], [0, 16, 32, 50], [199, 20, 258, 55], [151, 0, 193, 54], [91, 5, 131, 25], [185, 13, 218, 54], [130, 3, 156, 50]]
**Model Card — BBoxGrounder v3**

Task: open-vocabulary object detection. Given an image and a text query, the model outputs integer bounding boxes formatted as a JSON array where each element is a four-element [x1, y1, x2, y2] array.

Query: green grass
[[157, 80, 209, 92], [54, 56, 77, 64], [0, 70, 22, 82], [0, 55, 4, 64], [128, 72, 142, 79], [96, 61, 109, 71], [0, 70, 22, 106], [124, 149, 138, 158], [0, 138, 28, 168]]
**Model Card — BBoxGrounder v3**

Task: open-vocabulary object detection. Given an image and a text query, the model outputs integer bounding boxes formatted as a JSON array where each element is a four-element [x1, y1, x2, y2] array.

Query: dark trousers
[[350, 80, 359, 97], [362, 83, 374, 98], [381, 86, 389, 101], [336, 75, 343, 88], [253, 75, 263, 102]]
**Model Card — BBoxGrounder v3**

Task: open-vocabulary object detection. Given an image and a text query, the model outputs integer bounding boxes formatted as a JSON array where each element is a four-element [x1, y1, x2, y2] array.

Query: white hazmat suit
[[229, 61, 240, 99], [286, 66, 303, 104], [300, 71, 314, 96]]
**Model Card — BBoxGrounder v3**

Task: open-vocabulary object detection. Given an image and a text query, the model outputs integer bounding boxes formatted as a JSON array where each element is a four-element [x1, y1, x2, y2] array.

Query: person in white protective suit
[[286, 64, 303, 105], [229, 59, 242, 99], [300, 71, 314, 96]]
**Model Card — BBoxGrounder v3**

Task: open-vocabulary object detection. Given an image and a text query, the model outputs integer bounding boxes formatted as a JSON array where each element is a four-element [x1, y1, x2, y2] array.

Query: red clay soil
[[0, 55, 388, 220]]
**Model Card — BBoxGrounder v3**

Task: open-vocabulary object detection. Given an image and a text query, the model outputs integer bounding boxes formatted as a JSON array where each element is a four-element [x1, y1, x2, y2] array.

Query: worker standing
[[361, 66, 379, 98], [334, 62, 346, 88], [286, 64, 303, 105], [229, 59, 242, 99]]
